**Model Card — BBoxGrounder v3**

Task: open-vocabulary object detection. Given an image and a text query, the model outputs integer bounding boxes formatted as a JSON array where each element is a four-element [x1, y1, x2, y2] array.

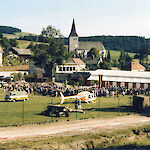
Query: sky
[[0, 0, 150, 38]]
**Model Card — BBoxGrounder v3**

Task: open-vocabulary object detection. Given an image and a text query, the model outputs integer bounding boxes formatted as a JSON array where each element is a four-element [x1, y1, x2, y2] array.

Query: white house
[[56, 58, 86, 74]]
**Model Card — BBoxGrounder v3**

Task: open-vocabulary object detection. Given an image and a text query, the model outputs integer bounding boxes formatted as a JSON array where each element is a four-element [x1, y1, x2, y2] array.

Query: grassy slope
[[107, 50, 150, 63], [3, 32, 38, 39]]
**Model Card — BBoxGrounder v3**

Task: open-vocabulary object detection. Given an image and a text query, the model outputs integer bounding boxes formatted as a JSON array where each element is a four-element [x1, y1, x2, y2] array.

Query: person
[[75, 99, 78, 110], [78, 99, 81, 109]]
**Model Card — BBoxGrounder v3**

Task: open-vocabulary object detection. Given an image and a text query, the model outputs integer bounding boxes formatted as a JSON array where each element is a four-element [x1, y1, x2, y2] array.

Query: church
[[68, 19, 106, 58]]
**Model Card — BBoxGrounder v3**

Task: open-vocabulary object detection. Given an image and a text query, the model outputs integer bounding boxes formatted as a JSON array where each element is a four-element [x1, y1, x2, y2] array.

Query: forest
[[79, 35, 150, 54], [0, 26, 21, 34]]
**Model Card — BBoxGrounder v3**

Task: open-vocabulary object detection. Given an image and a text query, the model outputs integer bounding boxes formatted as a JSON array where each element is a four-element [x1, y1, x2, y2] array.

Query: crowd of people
[[0, 80, 149, 97]]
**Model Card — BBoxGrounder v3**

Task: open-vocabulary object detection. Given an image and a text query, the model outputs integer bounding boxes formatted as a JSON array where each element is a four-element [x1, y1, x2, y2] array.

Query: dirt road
[[0, 115, 150, 140]]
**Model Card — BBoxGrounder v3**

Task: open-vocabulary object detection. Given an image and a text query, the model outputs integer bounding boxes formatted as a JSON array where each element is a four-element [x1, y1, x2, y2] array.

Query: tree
[[139, 42, 149, 63], [106, 50, 111, 62], [87, 47, 100, 58], [0, 37, 18, 56], [41, 25, 63, 39], [33, 25, 68, 80], [0, 37, 10, 56], [0, 33, 3, 38], [99, 60, 111, 70], [78, 75, 85, 86], [118, 50, 132, 70], [10, 39, 17, 47]]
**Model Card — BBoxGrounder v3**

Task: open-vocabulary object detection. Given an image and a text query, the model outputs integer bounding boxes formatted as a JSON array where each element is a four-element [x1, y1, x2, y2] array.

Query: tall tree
[[106, 50, 111, 62], [118, 50, 132, 70], [33, 25, 68, 80], [139, 42, 149, 63], [87, 47, 100, 58]]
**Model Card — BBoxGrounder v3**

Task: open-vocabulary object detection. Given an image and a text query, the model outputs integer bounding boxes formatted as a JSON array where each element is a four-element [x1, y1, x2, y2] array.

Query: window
[[116, 82, 121, 87], [109, 81, 113, 86], [132, 83, 136, 89], [67, 67, 69, 71], [70, 67, 72, 71], [73, 67, 75, 71], [140, 83, 144, 88], [125, 82, 128, 88], [59, 67, 62, 71], [63, 67, 65, 71], [102, 81, 105, 87]]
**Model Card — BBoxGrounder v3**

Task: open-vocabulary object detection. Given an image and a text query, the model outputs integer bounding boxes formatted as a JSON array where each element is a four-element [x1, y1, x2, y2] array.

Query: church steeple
[[69, 19, 78, 37]]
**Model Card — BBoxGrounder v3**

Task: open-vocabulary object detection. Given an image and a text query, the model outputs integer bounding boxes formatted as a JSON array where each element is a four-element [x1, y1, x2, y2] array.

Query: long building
[[87, 69, 150, 89]]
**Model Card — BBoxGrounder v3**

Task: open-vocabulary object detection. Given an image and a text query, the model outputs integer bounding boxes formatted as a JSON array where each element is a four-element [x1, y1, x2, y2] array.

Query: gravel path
[[0, 115, 150, 140]]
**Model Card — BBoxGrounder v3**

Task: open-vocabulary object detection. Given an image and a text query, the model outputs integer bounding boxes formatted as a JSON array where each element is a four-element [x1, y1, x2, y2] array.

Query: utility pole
[[22, 100, 24, 125]]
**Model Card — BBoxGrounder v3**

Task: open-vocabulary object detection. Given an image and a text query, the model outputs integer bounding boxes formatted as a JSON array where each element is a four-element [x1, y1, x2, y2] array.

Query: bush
[[24, 73, 37, 82]]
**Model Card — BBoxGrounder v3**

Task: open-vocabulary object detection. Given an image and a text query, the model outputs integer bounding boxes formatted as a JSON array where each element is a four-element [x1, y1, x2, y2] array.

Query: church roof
[[69, 19, 78, 37], [78, 41, 106, 51]]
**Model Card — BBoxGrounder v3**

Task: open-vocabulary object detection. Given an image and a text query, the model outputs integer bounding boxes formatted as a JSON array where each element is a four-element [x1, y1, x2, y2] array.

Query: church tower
[[69, 19, 78, 52]]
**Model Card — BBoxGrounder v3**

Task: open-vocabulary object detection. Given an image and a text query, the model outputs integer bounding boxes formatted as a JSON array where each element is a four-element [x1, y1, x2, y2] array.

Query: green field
[[108, 50, 134, 60], [0, 91, 134, 126], [108, 50, 150, 63]]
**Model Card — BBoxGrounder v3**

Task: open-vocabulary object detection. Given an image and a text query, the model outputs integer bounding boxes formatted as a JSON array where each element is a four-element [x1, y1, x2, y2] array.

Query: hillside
[[3, 32, 38, 39], [0, 26, 149, 63], [0, 26, 21, 34]]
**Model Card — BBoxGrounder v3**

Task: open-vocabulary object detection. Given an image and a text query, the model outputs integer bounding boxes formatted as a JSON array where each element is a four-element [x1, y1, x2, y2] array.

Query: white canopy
[[87, 69, 150, 83]]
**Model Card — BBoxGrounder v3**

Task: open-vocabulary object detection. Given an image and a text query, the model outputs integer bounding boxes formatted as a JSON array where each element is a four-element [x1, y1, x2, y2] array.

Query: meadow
[[0, 91, 134, 126]]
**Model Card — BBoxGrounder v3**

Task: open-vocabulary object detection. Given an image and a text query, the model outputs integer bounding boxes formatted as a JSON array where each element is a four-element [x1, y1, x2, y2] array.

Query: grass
[[0, 91, 134, 126], [16, 40, 32, 49], [109, 50, 150, 63], [16, 40, 48, 49]]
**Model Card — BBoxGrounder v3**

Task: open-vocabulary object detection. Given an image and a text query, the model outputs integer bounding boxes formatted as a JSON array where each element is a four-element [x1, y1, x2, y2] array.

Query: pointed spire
[[69, 19, 78, 37]]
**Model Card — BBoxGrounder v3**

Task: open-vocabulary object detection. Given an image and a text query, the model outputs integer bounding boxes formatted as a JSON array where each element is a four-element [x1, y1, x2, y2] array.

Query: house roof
[[131, 61, 146, 71], [72, 58, 85, 65], [84, 57, 100, 65], [78, 41, 106, 51], [0, 65, 29, 71], [69, 19, 78, 37], [12, 47, 31, 55], [63, 58, 85, 66]]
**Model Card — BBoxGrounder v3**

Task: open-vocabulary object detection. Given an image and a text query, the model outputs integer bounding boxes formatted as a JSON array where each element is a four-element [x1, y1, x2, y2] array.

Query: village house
[[129, 61, 146, 71], [9, 47, 31, 61], [56, 58, 86, 74]]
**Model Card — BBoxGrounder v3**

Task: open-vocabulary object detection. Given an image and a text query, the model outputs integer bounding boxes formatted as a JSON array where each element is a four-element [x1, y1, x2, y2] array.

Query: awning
[[88, 75, 150, 83]]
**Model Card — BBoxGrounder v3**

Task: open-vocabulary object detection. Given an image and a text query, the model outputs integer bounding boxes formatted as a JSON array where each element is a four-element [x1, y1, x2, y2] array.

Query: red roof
[[131, 61, 146, 71], [72, 58, 85, 65]]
